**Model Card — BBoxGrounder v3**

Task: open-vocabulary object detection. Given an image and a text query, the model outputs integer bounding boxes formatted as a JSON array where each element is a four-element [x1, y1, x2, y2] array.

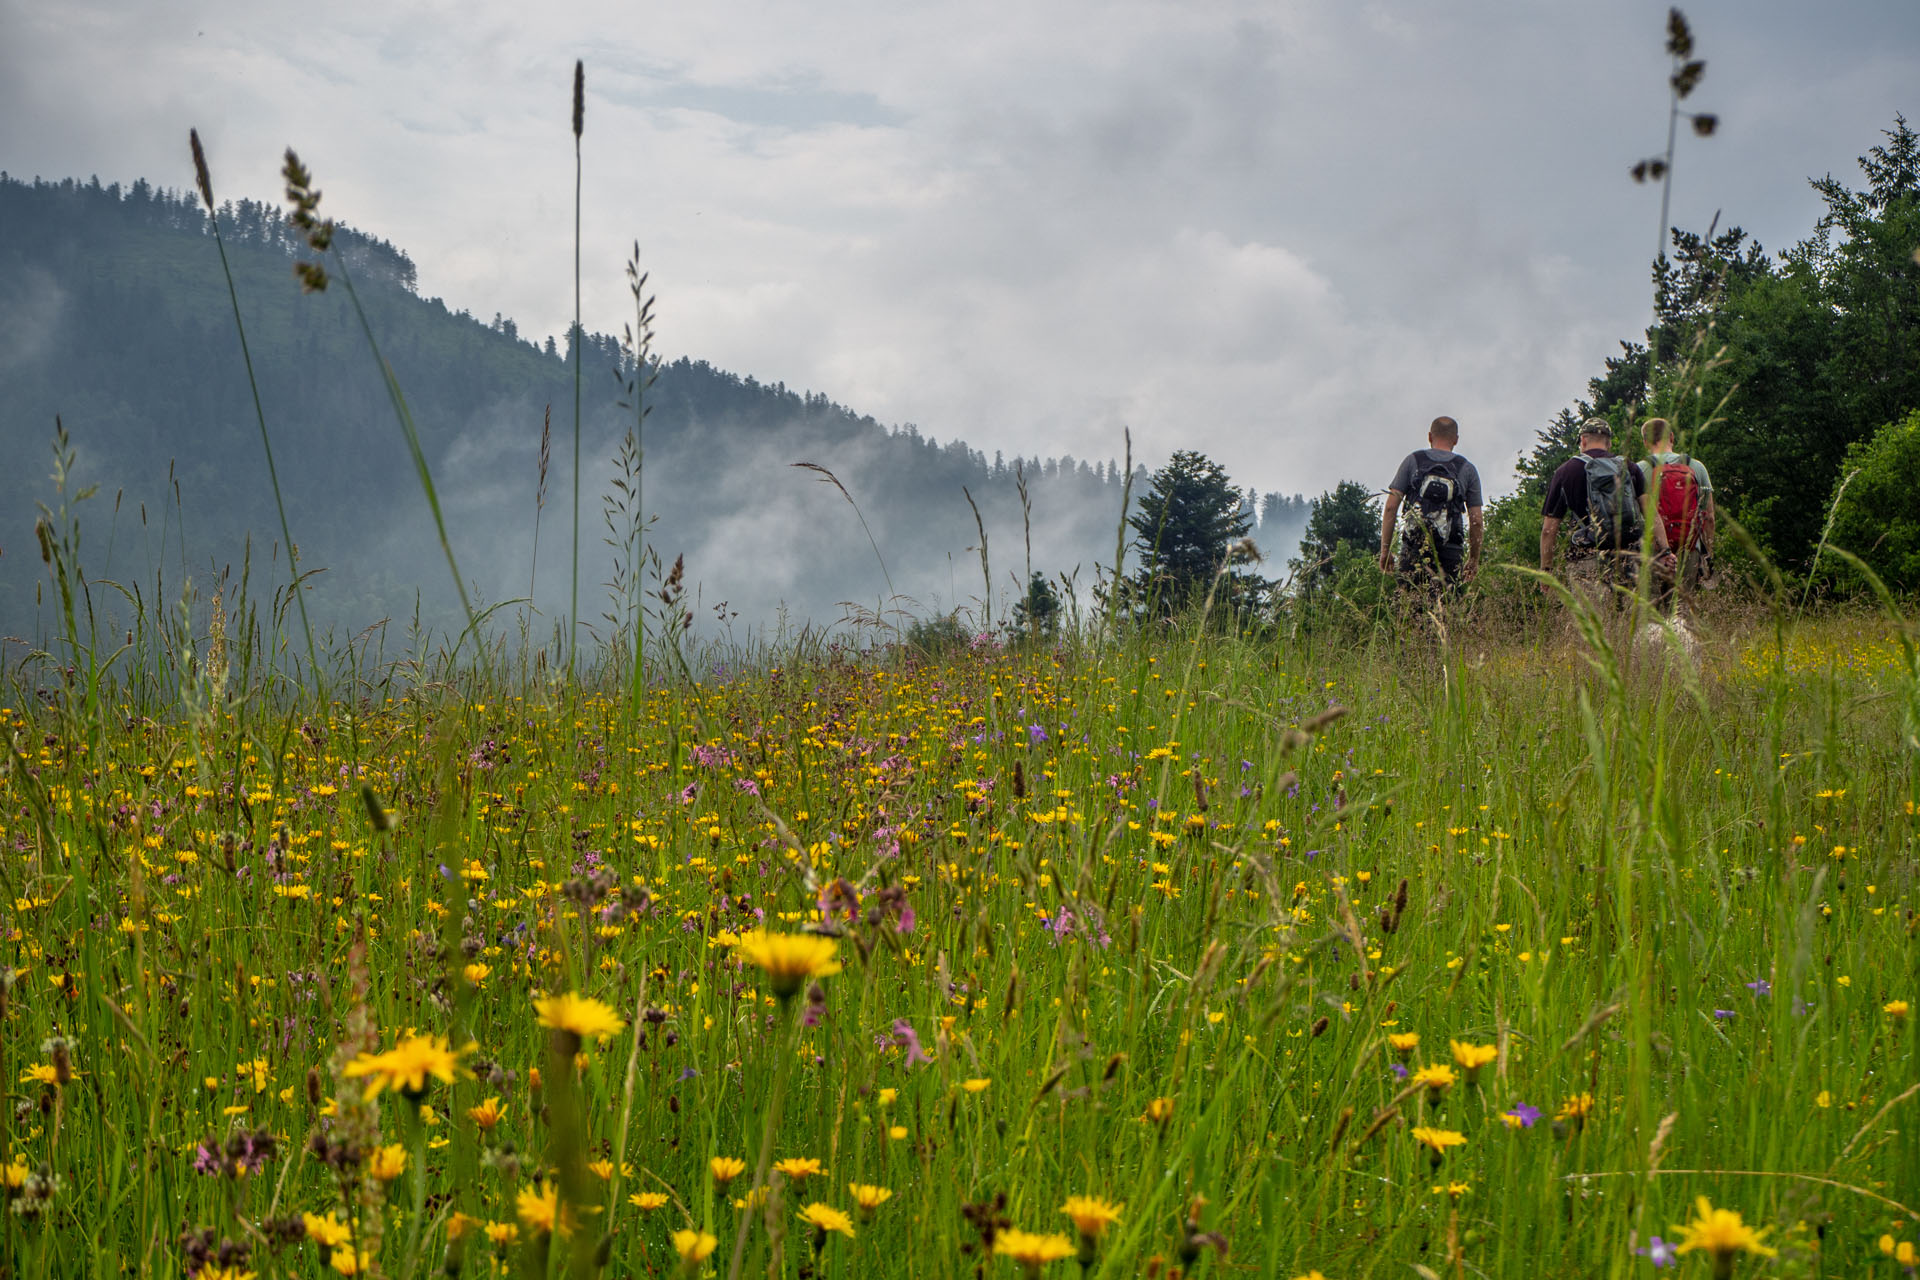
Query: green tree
[[1292, 480, 1380, 587], [1826, 409, 1920, 593], [1011, 572, 1062, 644], [1685, 116, 1920, 568], [1125, 450, 1256, 617]]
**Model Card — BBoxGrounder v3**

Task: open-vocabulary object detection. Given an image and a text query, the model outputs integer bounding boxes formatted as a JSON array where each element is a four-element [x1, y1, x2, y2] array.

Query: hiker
[[1378, 416, 1484, 595], [1539, 417, 1671, 608], [1635, 417, 1715, 613]]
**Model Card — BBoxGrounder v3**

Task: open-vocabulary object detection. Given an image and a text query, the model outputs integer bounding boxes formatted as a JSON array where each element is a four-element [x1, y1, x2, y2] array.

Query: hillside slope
[[0, 175, 1309, 644]]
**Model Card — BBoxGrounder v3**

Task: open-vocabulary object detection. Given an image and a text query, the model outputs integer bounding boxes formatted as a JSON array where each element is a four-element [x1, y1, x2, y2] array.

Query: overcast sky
[[3, 0, 1915, 501]]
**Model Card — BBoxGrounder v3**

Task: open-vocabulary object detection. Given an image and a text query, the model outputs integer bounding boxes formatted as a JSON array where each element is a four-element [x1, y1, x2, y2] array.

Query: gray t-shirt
[[1636, 451, 1713, 494], [1389, 448, 1483, 508]]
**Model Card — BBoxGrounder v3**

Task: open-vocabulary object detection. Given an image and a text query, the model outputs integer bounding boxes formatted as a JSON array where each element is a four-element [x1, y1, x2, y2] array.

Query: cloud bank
[[2, 0, 1914, 502]]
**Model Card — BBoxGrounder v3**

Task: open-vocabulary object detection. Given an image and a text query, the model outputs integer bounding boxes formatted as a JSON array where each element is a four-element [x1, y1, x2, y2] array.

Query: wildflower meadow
[[1, 586, 1915, 1279], [2, 40, 1915, 1278]]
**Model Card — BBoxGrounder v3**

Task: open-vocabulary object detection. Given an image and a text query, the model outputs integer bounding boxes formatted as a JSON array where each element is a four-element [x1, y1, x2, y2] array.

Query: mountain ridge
[[0, 172, 1310, 643]]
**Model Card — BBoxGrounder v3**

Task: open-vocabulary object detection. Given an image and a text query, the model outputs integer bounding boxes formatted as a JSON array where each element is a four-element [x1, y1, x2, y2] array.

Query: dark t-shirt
[[1388, 448, 1483, 507], [1543, 448, 1647, 521]]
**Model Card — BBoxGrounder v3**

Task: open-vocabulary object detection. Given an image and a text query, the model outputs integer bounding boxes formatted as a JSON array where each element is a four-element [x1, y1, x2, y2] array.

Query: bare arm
[[1379, 491, 1403, 573], [1466, 506, 1484, 577], [1539, 514, 1560, 588], [1701, 494, 1716, 554]]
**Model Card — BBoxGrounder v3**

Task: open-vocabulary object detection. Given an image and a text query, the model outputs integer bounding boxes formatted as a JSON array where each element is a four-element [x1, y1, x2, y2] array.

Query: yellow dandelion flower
[[534, 992, 627, 1040], [1387, 1032, 1420, 1056], [1556, 1092, 1595, 1122], [962, 1077, 992, 1093], [1448, 1040, 1496, 1072], [367, 1143, 407, 1182], [630, 1191, 670, 1210], [1673, 1196, 1777, 1266], [467, 1096, 506, 1130], [1142, 1096, 1175, 1125], [849, 1183, 893, 1216], [797, 1202, 856, 1239], [483, 1221, 519, 1248], [773, 1156, 822, 1183], [303, 1212, 353, 1248], [994, 1229, 1076, 1275], [1059, 1195, 1123, 1240], [672, 1229, 719, 1263], [1886, 1000, 1910, 1020], [1410, 1126, 1467, 1158], [517, 1181, 566, 1236], [1410, 1063, 1456, 1095], [710, 1155, 747, 1185], [19, 1064, 58, 1086], [341, 1033, 463, 1101], [735, 930, 840, 999]]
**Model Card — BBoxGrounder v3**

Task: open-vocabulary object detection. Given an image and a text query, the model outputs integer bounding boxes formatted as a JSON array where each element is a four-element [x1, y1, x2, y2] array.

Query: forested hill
[[0, 173, 1311, 644]]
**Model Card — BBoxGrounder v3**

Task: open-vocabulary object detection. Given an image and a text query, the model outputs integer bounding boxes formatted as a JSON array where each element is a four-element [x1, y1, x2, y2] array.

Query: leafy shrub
[[903, 611, 972, 660], [1826, 408, 1920, 595]]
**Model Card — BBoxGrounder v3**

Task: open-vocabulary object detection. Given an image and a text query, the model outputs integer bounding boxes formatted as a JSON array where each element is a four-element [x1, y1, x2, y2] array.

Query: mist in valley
[[0, 174, 1314, 665]]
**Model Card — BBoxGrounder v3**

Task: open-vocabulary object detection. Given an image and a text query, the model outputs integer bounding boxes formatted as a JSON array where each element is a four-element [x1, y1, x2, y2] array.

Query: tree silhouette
[[1125, 450, 1257, 619]]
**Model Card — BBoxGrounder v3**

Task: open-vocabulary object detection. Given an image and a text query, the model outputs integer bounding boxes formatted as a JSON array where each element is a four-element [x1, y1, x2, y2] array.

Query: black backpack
[[1408, 456, 1467, 547], [1578, 454, 1643, 551]]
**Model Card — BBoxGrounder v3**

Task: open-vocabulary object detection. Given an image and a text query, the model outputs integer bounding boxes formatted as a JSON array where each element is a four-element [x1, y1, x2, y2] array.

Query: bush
[[1826, 408, 1920, 595], [903, 611, 972, 660]]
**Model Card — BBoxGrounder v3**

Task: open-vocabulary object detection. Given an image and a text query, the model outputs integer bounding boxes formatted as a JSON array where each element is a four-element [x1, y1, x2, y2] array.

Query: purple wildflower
[[1637, 1236, 1677, 1267], [1714, 1009, 1735, 1020], [1504, 1102, 1543, 1129], [1745, 979, 1771, 997], [891, 1019, 932, 1068]]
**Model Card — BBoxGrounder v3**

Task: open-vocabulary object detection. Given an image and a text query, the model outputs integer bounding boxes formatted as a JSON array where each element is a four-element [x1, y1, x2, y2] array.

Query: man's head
[[1428, 416, 1459, 448], [1640, 417, 1673, 449], [1579, 416, 1613, 450]]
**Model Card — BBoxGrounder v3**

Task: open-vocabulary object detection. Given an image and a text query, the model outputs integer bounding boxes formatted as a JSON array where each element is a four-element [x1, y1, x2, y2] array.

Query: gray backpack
[[1579, 455, 1643, 552], [1408, 457, 1467, 546]]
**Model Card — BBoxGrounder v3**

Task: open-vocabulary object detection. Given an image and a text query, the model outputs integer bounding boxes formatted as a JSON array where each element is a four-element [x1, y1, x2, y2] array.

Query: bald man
[[1379, 416, 1484, 594]]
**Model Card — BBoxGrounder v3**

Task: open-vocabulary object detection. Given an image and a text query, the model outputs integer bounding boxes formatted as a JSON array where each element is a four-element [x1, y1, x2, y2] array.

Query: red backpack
[[1652, 455, 1702, 550]]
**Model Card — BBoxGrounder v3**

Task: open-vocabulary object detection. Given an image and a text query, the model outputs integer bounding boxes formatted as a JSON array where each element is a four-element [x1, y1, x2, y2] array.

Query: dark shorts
[[1398, 530, 1464, 587]]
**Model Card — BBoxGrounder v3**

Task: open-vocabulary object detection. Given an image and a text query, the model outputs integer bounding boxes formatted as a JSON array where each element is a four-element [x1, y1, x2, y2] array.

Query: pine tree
[[1125, 450, 1257, 618]]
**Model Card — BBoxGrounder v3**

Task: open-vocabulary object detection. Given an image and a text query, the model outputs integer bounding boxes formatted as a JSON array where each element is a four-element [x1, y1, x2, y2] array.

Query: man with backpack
[[1539, 417, 1671, 609], [1636, 417, 1715, 613], [1379, 416, 1483, 596]]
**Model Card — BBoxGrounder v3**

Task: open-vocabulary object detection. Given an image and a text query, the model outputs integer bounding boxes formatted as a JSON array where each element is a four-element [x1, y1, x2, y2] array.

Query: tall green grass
[[2, 531, 1915, 1278], [3, 45, 1915, 1280]]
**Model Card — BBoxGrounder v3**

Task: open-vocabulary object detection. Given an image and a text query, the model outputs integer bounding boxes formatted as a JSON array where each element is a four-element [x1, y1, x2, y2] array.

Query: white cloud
[[3, 0, 1915, 511]]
